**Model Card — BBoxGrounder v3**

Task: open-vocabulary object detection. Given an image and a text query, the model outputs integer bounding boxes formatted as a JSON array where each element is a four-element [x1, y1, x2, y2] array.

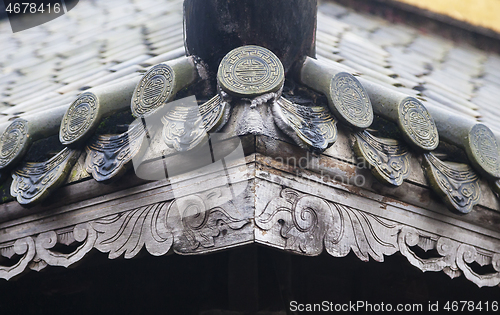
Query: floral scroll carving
[[457, 245, 500, 287], [92, 191, 250, 259], [1, 188, 499, 288], [256, 188, 333, 256], [399, 228, 500, 287], [256, 188, 500, 288], [398, 227, 461, 279], [256, 188, 399, 259], [92, 202, 173, 259], [0, 237, 35, 280], [0, 189, 250, 280], [34, 224, 97, 269]]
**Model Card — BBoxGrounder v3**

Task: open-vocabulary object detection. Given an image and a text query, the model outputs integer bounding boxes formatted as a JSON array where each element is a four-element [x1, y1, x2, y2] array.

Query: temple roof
[[0, 0, 499, 287], [0, 0, 498, 183], [1, 1, 498, 129], [1, 0, 497, 209]]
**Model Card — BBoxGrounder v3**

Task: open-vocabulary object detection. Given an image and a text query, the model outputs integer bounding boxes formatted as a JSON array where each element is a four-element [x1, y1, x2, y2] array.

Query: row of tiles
[[318, 1, 500, 133]]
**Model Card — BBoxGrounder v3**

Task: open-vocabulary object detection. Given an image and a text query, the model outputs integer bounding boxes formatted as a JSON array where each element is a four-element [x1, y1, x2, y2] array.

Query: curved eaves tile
[[0, 105, 69, 171], [11, 148, 81, 206], [0, 0, 499, 216]]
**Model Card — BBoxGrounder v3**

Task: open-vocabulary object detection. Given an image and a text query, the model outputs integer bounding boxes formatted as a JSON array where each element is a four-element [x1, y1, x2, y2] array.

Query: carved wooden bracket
[[0, 186, 252, 279], [1, 186, 498, 288], [31, 223, 97, 271], [0, 237, 35, 281], [256, 188, 400, 259], [92, 193, 251, 258], [256, 188, 500, 288]]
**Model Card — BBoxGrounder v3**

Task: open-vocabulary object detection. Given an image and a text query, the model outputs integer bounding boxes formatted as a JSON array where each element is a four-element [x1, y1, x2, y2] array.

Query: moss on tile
[[25, 135, 65, 163], [0, 177, 14, 204], [94, 110, 135, 135]]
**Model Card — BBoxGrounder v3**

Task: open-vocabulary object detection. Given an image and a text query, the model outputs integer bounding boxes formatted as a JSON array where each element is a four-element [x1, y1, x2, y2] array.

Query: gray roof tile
[[0, 0, 499, 208]]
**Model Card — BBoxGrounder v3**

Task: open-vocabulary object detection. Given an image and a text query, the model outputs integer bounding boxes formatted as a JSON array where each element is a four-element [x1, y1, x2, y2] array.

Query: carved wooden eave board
[[0, 130, 499, 288], [0, 0, 500, 291]]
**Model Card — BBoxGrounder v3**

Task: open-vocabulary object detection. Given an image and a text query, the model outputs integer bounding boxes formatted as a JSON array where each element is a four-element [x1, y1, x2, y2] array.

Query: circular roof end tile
[[466, 124, 500, 179], [397, 97, 439, 151], [329, 72, 373, 129], [217, 45, 285, 98], [132, 63, 175, 118], [59, 93, 99, 147], [0, 119, 28, 170]]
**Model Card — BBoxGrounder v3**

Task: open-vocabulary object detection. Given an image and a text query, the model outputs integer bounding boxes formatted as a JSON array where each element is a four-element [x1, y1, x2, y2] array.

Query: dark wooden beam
[[228, 246, 259, 312], [184, 0, 317, 75]]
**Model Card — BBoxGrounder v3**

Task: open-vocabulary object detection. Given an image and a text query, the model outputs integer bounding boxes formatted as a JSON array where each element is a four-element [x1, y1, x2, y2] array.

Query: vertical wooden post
[[184, 0, 317, 75]]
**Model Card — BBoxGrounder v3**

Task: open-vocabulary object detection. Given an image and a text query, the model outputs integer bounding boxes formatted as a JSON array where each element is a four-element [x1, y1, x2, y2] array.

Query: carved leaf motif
[[162, 95, 229, 152], [256, 188, 332, 256], [0, 237, 35, 280], [325, 203, 399, 262], [91, 189, 250, 259], [28, 257, 48, 272], [11, 148, 81, 205], [0, 245, 15, 259], [353, 130, 411, 186], [256, 188, 399, 260], [91, 202, 172, 259], [168, 194, 250, 254], [423, 153, 481, 214], [35, 223, 97, 268], [86, 122, 149, 182], [272, 97, 337, 153]]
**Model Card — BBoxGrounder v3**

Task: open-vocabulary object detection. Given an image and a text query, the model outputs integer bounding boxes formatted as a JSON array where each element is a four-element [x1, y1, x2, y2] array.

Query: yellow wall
[[394, 0, 500, 33]]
